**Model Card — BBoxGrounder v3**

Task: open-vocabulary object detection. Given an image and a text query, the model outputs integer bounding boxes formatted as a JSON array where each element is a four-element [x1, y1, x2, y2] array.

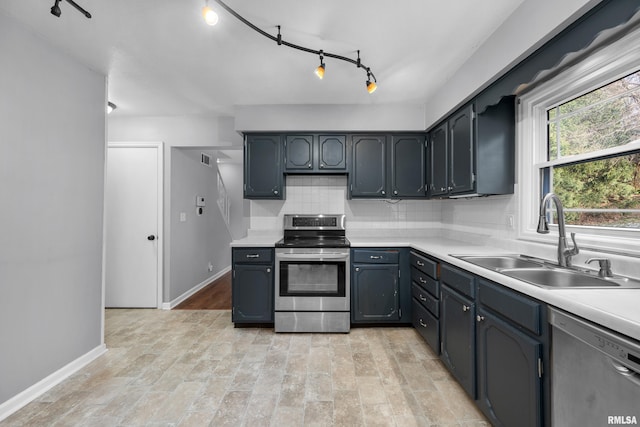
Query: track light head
[[202, 1, 218, 26], [51, 0, 61, 17], [315, 51, 325, 79], [366, 68, 377, 93]]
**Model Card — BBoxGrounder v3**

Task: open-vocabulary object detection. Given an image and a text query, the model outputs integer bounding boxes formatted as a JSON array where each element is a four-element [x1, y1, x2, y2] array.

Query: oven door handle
[[276, 253, 348, 261]]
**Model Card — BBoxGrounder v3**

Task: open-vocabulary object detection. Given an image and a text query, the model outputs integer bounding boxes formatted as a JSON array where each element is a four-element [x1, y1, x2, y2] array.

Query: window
[[544, 71, 640, 229], [518, 27, 640, 254]]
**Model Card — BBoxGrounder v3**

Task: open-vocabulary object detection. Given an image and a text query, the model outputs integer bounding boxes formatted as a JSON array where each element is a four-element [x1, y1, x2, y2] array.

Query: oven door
[[275, 248, 350, 311]]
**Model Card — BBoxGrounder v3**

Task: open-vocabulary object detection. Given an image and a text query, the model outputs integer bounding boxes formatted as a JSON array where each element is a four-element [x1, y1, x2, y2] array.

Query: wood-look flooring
[[174, 271, 232, 310]]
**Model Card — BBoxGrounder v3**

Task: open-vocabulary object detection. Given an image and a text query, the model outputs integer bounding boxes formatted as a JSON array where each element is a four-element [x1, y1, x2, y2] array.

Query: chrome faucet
[[537, 193, 579, 267]]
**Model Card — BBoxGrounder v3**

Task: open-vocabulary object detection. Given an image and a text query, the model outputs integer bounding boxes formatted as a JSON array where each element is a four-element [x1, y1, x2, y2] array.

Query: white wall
[[235, 104, 426, 132], [218, 162, 249, 240], [424, 0, 601, 127], [169, 149, 232, 302], [0, 11, 105, 407]]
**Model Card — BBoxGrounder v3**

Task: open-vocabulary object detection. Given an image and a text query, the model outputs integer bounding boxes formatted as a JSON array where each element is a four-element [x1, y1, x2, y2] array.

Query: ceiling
[[1, 0, 525, 117]]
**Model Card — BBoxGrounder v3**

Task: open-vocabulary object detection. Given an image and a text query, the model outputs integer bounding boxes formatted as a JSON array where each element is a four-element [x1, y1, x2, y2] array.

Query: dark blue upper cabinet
[[350, 134, 387, 198], [429, 124, 449, 197], [449, 104, 475, 195], [284, 134, 347, 173], [390, 134, 426, 198], [284, 134, 314, 171], [318, 134, 347, 171], [427, 96, 515, 198], [244, 134, 284, 199]]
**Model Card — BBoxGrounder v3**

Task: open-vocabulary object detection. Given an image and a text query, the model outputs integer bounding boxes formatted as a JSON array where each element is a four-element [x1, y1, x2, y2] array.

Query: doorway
[[105, 143, 163, 308]]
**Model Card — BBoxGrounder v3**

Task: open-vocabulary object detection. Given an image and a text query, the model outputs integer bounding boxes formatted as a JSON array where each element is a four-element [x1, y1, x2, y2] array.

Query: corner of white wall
[[423, 0, 602, 128]]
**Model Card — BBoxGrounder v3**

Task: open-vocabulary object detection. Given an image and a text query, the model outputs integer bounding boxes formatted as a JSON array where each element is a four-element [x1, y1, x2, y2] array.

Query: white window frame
[[517, 27, 640, 256]]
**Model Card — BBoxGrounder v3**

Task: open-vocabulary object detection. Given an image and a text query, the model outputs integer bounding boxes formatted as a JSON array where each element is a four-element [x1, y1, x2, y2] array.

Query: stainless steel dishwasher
[[550, 308, 640, 426]]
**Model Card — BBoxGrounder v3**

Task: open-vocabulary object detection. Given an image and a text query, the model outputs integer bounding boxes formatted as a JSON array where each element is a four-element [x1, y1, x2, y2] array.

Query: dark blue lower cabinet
[[351, 263, 400, 322], [440, 284, 476, 398], [476, 307, 542, 427], [412, 298, 439, 354], [232, 263, 273, 323]]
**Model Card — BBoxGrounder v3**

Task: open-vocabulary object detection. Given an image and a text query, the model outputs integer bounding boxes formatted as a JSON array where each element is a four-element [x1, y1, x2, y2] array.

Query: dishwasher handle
[[611, 360, 640, 387]]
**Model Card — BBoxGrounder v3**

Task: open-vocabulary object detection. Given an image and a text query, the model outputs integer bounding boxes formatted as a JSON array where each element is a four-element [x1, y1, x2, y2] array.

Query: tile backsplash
[[249, 175, 442, 233]]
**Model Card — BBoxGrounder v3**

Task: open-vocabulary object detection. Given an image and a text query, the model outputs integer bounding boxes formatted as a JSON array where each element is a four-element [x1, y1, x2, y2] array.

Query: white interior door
[[105, 144, 162, 307]]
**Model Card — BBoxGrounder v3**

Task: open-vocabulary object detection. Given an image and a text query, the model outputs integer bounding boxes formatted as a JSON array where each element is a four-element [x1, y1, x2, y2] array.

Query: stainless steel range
[[274, 214, 350, 333]]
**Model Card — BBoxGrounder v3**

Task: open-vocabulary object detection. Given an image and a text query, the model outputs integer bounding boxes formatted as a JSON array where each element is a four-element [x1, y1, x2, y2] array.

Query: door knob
[[147, 235, 156, 241]]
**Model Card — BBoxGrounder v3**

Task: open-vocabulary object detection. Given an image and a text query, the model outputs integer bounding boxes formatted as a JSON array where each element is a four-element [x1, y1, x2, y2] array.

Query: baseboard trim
[[162, 266, 231, 310], [0, 344, 107, 422]]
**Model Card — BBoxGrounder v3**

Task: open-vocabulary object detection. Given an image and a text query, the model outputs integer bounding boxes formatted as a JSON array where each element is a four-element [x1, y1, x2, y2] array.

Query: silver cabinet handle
[[381, 190, 386, 195], [462, 304, 470, 312], [273, 190, 279, 195], [308, 163, 312, 168], [419, 294, 427, 302], [320, 163, 325, 168], [416, 260, 424, 267], [246, 254, 260, 258], [477, 315, 485, 322], [419, 319, 427, 328], [394, 190, 398, 195], [419, 277, 427, 284], [370, 255, 382, 260], [355, 267, 360, 272], [266, 268, 271, 273]]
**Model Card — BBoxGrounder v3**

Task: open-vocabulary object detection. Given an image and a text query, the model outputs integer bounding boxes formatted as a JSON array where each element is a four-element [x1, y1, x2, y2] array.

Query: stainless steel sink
[[452, 254, 640, 289], [500, 267, 620, 288], [457, 255, 544, 270]]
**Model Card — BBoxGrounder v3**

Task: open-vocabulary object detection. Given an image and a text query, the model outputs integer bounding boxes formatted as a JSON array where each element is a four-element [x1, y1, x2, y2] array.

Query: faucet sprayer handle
[[567, 232, 579, 256]]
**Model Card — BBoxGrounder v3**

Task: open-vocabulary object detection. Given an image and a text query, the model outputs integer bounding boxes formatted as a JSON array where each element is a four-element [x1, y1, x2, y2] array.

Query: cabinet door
[[352, 264, 399, 322], [391, 134, 426, 198], [244, 135, 283, 199], [232, 263, 273, 322], [449, 104, 475, 195], [350, 134, 387, 198], [429, 123, 449, 197], [284, 135, 314, 171], [318, 135, 347, 171], [477, 308, 542, 427], [440, 284, 476, 398]]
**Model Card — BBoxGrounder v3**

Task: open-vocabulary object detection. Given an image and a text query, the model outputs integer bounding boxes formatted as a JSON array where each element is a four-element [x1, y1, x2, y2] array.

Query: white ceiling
[[1, 0, 525, 117]]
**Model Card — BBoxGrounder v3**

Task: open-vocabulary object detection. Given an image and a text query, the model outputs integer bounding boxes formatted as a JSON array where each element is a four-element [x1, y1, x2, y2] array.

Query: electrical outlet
[[180, 212, 187, 222], [507, 214, 515, 230], [207, 262, 213, 272]]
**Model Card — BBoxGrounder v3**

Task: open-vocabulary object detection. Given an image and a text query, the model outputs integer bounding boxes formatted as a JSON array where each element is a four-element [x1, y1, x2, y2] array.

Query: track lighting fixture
[[315, 51, 325, 80], [49, 0, 91, 19], [107, 102, 117, 114], [50, 0, 61, 17], [204, 0, 378, 93], [366, 68, 377, 94], [202, 0, 219, 26]]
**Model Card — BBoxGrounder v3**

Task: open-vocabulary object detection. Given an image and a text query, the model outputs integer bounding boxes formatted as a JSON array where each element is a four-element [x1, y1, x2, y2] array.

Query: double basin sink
[[454, 254, 640, 289]]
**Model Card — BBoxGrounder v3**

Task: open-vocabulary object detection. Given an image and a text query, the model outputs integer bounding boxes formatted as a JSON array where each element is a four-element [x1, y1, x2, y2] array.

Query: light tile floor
[[1, 309, 490, 426]]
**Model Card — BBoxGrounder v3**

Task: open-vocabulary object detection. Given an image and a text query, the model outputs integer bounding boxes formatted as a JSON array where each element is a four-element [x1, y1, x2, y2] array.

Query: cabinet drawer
[[478, 279, 542, 335], [411, 267, 439, 299], [412, 282, 439, 317], [352, 249, 399, 264], [412, 299, 440, 355], [441, 264, 475, 298], [410, 251, 438, 279], [233, 248, 273, 263]]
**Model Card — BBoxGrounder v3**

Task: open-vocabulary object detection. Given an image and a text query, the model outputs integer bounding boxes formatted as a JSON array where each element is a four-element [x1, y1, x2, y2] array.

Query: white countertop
[[232, 233, 640, 342]]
